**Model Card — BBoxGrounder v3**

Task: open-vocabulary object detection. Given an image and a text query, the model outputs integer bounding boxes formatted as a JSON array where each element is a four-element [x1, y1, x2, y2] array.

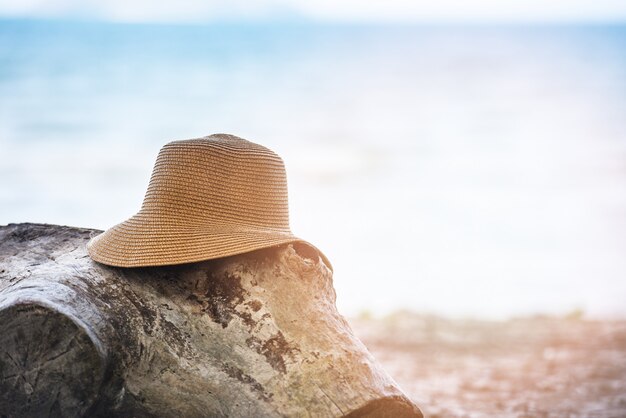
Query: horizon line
[[2, 14, 626, 26]]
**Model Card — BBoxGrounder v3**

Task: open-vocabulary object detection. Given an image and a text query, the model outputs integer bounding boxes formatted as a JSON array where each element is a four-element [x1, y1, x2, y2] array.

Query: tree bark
[[0, 223, 422, 418]]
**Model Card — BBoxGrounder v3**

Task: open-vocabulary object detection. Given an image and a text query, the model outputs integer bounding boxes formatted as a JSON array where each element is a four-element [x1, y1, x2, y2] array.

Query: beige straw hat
[[87, 134, 331, 270]]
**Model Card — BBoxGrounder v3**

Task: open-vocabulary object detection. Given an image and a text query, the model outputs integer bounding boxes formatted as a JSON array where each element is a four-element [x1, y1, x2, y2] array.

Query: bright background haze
[[1, 0, 625, 319], [2, 0, 626, 22]]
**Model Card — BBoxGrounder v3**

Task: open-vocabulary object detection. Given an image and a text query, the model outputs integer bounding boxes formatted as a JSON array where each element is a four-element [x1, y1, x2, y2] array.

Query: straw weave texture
[[87, 134, 330, 269]]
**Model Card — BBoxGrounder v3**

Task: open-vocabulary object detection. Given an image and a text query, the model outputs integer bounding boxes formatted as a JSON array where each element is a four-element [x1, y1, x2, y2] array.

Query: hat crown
[[140, 134, 291, 232]]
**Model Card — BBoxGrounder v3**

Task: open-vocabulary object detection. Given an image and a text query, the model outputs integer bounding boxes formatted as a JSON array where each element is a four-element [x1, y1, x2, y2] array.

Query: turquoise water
[[1, 19, 626, 318]]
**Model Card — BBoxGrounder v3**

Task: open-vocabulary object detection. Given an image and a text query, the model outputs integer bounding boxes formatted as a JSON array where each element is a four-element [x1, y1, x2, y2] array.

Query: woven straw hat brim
[[87, 218, 331, 269]]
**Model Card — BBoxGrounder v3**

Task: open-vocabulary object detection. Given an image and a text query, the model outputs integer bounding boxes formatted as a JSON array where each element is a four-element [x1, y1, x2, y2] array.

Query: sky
[[1, 0, 626, 23]]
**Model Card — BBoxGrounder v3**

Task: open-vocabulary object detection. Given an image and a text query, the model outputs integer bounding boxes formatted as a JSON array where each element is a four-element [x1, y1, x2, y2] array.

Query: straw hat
[[87, 134, 331, 270]]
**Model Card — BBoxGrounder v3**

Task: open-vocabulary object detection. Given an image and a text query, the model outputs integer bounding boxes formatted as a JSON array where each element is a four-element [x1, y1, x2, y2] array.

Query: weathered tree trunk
[[0, 223, 422, 418]]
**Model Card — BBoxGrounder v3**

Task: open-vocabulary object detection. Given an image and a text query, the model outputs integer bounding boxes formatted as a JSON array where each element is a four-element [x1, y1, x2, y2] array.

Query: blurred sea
[[1, 19, 625, 318]]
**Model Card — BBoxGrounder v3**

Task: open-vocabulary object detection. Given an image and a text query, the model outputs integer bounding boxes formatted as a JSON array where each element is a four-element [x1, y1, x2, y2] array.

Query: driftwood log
[[0, 223, 422, 417]]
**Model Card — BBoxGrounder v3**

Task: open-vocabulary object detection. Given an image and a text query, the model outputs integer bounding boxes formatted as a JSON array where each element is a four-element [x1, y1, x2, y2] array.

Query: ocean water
[[1, 19, 625, 318]]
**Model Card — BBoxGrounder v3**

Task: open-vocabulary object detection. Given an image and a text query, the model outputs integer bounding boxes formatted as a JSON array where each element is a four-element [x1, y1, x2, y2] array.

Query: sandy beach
[[350, 312, 626, 417]]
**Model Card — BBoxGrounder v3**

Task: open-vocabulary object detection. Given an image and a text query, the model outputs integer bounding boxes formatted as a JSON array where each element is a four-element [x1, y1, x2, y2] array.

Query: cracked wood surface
[[0, 223, 422, 417]]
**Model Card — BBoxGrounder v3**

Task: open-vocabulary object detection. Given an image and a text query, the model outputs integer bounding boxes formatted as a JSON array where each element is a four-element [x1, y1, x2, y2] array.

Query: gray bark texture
[[0, 223, 422, 418]]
